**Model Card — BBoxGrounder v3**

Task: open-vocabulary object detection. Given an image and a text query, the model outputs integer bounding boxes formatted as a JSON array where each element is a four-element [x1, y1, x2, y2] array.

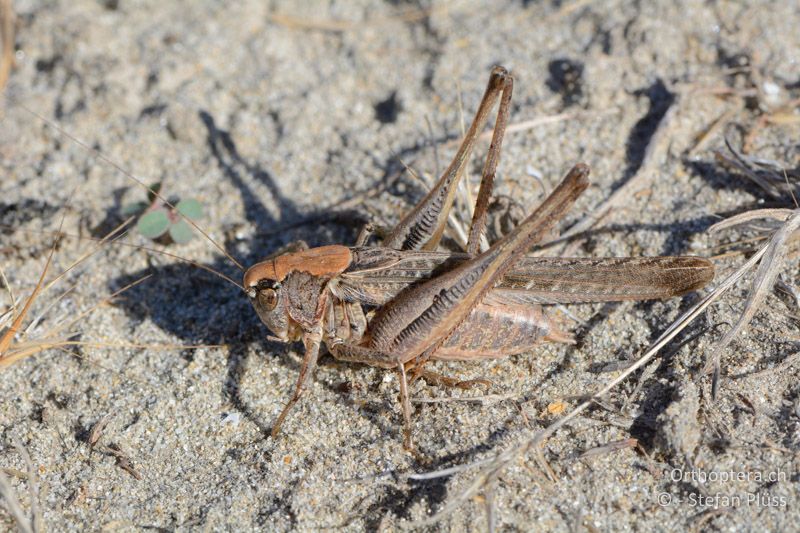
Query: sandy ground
[[1, 0, 800, 531]]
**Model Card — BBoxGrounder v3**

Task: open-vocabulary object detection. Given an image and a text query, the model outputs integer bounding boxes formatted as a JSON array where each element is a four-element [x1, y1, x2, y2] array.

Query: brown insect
[[242, 66, 715, 448]]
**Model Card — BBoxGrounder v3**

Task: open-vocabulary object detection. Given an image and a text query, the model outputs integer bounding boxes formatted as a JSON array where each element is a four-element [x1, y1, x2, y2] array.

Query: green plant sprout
[[121, 183, 204, 244]]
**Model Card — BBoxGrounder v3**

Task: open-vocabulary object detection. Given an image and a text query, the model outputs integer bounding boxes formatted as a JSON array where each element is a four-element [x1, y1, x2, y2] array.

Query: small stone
[[222, 412, 241, 426]]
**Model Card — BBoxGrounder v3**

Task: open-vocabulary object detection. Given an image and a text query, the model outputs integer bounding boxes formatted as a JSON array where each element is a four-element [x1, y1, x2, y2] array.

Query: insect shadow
[[108, 110, 392, 436], [105, 109, 549, 520]]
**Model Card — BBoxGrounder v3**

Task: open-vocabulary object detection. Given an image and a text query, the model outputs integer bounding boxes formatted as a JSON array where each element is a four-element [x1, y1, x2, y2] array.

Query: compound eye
[[260, 288, 278, 310]]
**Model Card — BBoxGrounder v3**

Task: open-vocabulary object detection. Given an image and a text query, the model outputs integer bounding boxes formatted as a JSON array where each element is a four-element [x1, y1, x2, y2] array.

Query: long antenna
[[2, 224, 244, 291], [13, 103, 246, 272]]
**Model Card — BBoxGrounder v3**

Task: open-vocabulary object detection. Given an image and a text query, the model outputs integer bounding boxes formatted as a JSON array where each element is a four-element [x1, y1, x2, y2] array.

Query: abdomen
[[435, 297, 573, 360]]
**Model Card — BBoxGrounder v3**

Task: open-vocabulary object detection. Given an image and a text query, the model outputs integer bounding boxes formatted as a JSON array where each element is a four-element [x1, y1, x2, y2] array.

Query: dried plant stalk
[[0, 0, 14, 90], [705, 210, 800, 395], [0, 437, 42, 533]]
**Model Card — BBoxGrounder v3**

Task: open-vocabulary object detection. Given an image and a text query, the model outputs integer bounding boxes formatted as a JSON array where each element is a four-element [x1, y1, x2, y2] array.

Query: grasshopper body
[[242, 67, 714, 447]]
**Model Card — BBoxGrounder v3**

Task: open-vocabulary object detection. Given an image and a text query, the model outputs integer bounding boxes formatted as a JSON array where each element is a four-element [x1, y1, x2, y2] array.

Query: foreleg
[[270, 327, 323, 439]]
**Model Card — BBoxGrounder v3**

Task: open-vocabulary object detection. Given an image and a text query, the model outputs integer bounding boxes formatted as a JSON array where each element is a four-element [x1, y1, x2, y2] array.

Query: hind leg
[[383, 67, 513, 251], [409, 365, 493, 390]]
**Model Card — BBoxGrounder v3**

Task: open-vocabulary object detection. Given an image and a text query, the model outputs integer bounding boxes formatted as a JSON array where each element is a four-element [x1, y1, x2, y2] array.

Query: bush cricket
[[242, 66, 715, 449], [12, 66, 714, 449]]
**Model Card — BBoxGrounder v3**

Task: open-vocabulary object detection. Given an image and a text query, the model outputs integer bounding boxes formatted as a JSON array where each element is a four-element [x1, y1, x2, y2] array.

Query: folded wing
[[336, 250, 713, 306]]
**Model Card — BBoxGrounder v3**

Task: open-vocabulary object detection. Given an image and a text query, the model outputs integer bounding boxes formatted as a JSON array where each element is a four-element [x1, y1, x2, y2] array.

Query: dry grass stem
[[703, 138, 800, 395], [0, 469, 33, 533], [714, 138, 800, 201], [411, 393, 516, 405], [688, 107, 739, 157], [267, 5, 444, 32], [0, 226, 222, 372], [441, 109, 615, 151], [0, 437, 42, 533], [0, 0, 14, 91], [0, 214, 137, 368], [0, 270, 147, 369], [709, 208, 794, 233], [0, 242, 58, 363], [577, 437, 638, 460], [705, 210, 800, 396]]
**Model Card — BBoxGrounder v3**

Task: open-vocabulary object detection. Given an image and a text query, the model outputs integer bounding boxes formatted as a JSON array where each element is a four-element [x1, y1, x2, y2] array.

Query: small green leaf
[[121, 201, 148, 216], [175, 198, 204, 221], [146, 182, 162, 204], [168, 219, 194, 244], [137, 210, 170, 239]]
